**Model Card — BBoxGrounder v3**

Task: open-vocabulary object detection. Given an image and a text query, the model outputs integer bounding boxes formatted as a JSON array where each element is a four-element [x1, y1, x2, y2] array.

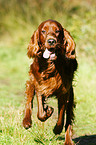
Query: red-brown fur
[[23, 19, 78, 145]]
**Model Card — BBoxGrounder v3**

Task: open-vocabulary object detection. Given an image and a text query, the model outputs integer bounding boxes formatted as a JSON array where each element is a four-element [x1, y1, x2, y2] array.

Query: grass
[[0, 0, 96, 144]]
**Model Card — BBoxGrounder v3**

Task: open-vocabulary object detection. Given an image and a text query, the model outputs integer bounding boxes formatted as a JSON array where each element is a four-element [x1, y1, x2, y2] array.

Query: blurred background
[[0, 0, 96, 144]]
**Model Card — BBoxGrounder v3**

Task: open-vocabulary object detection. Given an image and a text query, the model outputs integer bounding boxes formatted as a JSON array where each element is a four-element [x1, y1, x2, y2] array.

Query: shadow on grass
[[73, 135, 96, 145], [57, 134, 96, 145]]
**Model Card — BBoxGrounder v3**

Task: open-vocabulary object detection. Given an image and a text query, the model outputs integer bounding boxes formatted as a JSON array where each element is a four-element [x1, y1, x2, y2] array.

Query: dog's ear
[[63, 29, 76, 59], [27, 29, 40, 58]]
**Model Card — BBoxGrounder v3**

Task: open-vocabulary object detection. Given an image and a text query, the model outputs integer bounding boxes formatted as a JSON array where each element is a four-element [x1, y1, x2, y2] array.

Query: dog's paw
[[53, 123, 63, 135], [37, 106, 54, 122], [22, 118, 32, 129], [64, 141, 74, 145], [46, 106, 54, 118]]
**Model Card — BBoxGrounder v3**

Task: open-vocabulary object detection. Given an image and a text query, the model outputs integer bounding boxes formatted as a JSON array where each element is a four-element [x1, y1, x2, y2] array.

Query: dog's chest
[[35, 71, 63, 97], [32, 62, 70, 97]]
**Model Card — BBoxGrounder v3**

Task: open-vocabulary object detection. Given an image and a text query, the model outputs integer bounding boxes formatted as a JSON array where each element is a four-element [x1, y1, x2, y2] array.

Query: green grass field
[[0, 0, 96, 144]]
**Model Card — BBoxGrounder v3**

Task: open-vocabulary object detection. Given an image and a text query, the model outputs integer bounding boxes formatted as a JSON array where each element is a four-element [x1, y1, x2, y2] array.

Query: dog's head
[[27, 19, 76, 60]]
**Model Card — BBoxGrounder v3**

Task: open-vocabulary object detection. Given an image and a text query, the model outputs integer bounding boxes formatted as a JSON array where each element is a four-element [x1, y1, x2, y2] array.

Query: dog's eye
[[42, 30, 46, 33], [55, 30, 60, 33]]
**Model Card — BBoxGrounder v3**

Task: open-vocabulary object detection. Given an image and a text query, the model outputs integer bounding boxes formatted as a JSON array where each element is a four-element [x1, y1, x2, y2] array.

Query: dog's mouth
[[43, 48, 57, 60]]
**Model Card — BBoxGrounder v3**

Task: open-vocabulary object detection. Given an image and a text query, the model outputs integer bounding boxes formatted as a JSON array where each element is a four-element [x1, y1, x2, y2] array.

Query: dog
[[23, 19, 78, 145]]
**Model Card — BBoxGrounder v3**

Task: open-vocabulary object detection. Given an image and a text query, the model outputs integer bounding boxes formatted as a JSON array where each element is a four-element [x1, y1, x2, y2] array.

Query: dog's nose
[[47, 39, 56, 46]]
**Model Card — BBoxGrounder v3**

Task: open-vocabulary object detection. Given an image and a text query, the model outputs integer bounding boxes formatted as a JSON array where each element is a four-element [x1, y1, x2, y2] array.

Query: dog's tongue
[[43, 48, 52, 59]]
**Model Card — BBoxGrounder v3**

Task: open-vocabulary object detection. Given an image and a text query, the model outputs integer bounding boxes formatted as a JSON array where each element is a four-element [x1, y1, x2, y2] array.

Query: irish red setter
[[23, 19, 78, 145]]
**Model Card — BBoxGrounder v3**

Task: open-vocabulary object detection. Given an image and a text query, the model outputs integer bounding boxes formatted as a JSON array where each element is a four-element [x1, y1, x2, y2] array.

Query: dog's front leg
[[37, 94, 54, 122], [53, 95, 66, 134], [23, 80, 35, 129]]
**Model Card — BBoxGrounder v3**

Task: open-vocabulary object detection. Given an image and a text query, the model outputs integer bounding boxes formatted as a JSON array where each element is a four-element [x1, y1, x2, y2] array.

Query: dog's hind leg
[[64, 87, 75, 145]]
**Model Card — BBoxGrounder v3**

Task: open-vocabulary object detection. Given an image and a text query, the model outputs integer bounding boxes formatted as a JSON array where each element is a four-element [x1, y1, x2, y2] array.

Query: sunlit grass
[[74, 58, 96, 137]]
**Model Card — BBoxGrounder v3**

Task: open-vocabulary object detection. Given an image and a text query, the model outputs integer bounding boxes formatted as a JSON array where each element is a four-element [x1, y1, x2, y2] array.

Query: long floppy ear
[[63, 29, 76, 59], [27, 29, 40, 58]]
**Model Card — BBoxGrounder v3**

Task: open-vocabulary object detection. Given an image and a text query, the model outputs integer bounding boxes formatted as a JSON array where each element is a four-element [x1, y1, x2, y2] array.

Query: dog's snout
[[47, 39, 56, 46]]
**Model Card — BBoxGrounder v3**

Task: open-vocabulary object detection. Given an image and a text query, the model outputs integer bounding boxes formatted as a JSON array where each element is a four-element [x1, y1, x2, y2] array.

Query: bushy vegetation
[[0, 0, 96, 144], [0, 0, 96, 57]]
